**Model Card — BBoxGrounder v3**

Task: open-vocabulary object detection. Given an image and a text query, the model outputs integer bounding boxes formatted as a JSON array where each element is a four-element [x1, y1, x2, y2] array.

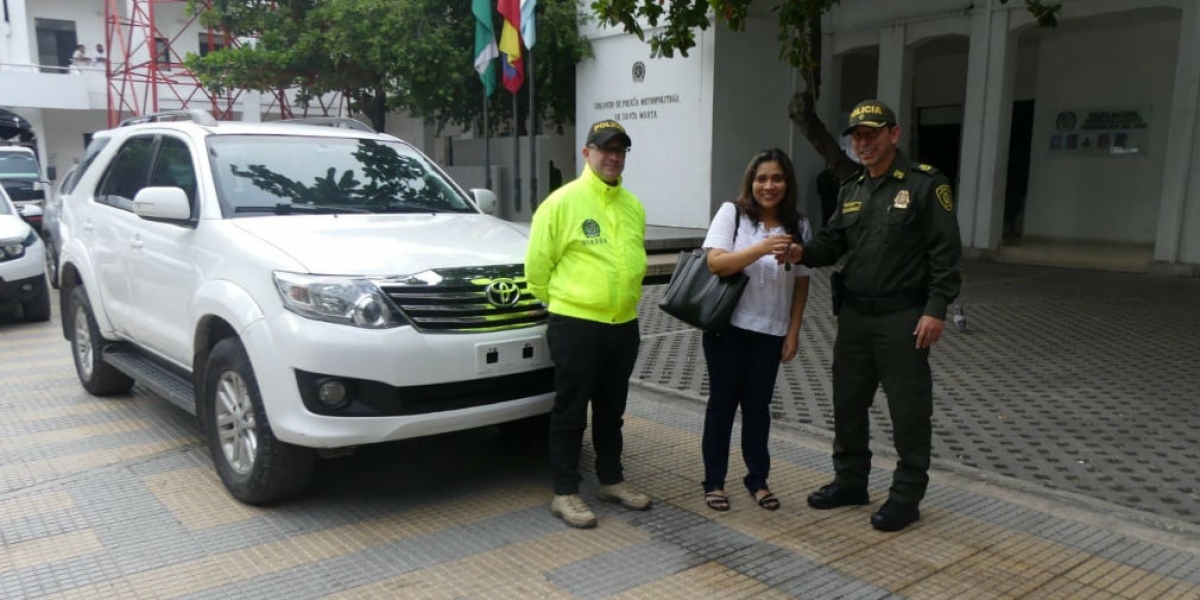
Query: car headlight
[[0, 232, 35, 262], [273, 271, 403, 329]]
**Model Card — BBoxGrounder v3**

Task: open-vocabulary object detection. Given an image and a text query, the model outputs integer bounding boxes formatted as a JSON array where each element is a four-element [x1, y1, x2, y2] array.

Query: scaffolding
[[104, 0, 343, 126]]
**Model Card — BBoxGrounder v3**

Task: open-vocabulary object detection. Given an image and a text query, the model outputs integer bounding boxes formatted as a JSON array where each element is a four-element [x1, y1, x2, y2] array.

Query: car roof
[[100, 115, 397, 144]]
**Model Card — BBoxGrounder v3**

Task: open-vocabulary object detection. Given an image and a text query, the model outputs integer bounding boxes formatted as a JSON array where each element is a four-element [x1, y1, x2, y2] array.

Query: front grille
[[376, 264, 547, 333]]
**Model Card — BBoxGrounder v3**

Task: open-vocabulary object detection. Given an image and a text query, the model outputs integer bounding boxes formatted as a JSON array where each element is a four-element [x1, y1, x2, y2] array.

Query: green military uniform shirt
[[801, 150, 962, 320]]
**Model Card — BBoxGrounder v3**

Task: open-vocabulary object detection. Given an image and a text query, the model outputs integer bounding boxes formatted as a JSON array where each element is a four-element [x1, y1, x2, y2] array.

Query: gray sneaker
[[550, 494, 598, 529], [596, 482, 652, 510]]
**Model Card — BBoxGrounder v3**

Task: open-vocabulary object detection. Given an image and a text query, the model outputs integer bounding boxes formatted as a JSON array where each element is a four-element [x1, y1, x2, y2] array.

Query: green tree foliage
[[589, 0, 1059, 178], [185, 0, 592, 133]]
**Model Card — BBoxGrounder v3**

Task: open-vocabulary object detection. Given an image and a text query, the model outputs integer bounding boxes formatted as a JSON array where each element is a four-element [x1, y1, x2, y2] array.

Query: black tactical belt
[[841, 289, 927, 316]]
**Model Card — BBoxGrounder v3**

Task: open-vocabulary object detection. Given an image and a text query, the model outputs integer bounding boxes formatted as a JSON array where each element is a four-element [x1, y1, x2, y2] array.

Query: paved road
[[635, 260, 1200, 531], [1, 301, 1198, 598]]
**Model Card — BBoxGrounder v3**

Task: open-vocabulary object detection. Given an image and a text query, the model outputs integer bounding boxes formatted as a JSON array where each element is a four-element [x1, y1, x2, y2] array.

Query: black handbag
[[658, 208, 746, 332]]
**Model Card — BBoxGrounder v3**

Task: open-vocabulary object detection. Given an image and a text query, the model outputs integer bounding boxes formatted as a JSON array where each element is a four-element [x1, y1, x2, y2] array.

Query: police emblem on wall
[[1055, 111, 1077, 131], [582, 218, 601, 238], [632, 61, 646, 83]]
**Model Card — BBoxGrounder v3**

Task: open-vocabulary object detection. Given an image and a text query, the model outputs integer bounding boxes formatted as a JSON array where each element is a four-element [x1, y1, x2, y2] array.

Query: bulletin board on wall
[[1047, 106, 1151, 158]]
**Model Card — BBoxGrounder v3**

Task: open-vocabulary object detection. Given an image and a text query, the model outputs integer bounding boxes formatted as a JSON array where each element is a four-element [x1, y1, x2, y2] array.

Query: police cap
[[843, 100, 897, 136]]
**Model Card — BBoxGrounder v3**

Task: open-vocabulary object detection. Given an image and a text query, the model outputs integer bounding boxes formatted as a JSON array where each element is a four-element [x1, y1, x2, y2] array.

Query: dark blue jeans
[[701, 326, 784, 494], [546, 314, 641, 495]]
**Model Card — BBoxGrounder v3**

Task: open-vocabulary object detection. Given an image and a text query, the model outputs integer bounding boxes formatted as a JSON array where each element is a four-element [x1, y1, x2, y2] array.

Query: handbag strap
[[732, 205, 740, 244]]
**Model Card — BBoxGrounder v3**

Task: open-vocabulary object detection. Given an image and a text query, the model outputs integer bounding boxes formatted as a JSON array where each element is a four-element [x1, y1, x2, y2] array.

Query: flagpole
[[483, 94, 492, 190], [512, 93, 521, 213], [528, 49, 537, 209]]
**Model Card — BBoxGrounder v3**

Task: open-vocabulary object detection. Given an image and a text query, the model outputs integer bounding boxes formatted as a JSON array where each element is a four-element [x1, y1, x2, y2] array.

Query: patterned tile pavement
[[1, 267, 1198, 599]]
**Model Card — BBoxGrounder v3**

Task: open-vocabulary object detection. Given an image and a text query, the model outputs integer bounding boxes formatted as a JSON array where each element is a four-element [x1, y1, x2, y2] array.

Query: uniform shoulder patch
[[935, 184, 954, 212], [914, 163, 941, 176]]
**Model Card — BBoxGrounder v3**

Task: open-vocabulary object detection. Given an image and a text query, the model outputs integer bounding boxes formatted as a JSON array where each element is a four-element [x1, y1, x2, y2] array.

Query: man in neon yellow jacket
[[525, 120, 650, 529]]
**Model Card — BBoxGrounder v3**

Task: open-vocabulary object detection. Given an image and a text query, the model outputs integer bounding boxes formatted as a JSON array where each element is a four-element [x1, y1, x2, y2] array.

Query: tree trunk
[[363, 87, 387, 132], [790, 12, 860, 182]]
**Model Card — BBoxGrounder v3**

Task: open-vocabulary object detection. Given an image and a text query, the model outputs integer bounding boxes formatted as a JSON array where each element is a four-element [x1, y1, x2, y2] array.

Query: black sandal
[[752, 490, 780, 511], [704, 491, 731, 512]]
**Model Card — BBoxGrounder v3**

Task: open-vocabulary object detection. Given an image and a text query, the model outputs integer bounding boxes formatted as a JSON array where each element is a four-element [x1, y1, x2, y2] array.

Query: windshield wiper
[[234, 203, 372, 215]]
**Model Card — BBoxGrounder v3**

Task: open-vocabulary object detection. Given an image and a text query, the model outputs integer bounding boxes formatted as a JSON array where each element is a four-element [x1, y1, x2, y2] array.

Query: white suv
[[59, 112, 553, 503], [0, 184, 50, 321]]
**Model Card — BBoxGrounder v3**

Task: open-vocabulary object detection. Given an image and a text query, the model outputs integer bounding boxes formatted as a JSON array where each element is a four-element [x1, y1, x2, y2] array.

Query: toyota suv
[[59, 111, 553, 503]]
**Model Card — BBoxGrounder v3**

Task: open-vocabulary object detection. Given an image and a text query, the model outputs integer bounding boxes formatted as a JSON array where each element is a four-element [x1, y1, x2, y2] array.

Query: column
[[876, 24, 913, 149], [957, 5, 1014, 252], [1153, 1, 1200, 265], [6, 0, 34, 67]]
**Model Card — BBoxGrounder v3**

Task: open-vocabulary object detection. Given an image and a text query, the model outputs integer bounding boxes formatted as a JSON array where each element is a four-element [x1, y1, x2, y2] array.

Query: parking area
[[1, 274, 1198, 599]]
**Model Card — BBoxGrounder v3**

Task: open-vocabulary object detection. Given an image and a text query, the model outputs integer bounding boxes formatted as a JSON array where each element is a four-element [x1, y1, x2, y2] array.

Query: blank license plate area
[[475, 337, 550, 374]]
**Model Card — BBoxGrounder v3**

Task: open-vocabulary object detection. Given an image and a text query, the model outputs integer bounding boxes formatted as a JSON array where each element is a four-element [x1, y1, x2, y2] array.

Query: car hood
[[228, 213, 531, 276], [0, 215, 33, 241]]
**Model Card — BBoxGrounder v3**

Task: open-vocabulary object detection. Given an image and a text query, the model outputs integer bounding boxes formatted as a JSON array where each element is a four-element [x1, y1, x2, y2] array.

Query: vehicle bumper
[[0, 274, 45, 304], [239, 314, 556, 448]]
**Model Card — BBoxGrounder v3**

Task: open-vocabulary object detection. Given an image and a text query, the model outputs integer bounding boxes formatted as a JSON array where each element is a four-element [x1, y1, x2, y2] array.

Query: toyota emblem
[[485, 279, 521, 307]]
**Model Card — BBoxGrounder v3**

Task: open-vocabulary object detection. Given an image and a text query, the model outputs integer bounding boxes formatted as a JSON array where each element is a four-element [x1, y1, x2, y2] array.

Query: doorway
[[35, 18, 77, 74], [1003, 100, 1035, 241], [916, 105, 962, 187]]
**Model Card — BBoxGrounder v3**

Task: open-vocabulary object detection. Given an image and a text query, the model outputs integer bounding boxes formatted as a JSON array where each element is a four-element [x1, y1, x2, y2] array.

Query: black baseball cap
[[843, 99, 897, 135], [586, 120, 632, 148]]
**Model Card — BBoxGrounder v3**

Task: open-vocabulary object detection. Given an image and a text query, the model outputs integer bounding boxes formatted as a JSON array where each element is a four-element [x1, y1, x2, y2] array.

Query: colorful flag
[[497, 0, 524, 94], [472, 0, 499, 97], [519, 0, 537, 49]]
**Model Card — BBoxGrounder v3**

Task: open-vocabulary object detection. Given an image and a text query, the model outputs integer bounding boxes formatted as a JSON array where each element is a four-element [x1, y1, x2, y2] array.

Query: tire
[[68, 286, 134, 394], [44, 239, 59, 289], [202, 337, 316, 505], [22, 276, 51, 322]]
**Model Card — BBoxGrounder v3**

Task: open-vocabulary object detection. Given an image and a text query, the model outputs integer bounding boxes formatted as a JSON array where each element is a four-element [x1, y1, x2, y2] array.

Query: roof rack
[[118, 110, 218, 128], [274, 117, 375, 133]]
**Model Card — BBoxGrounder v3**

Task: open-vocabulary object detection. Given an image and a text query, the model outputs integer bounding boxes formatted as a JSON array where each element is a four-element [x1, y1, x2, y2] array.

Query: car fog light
[[317, 380, 349, 407]]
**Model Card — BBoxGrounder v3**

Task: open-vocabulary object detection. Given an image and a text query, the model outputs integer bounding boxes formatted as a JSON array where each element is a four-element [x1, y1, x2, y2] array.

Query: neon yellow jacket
[[525, 165, 646, 324]]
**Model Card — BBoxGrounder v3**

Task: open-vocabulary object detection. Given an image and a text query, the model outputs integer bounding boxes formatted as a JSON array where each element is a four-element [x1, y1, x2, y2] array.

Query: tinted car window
[[148, 136, 197, 209], [207, 135, 474, 217], [97, 137, 155, 211]]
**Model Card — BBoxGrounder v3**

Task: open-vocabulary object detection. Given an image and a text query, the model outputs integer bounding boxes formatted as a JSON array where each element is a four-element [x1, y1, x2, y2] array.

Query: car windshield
[[207, 135, 475, 217], [0, 152, 39, 180]]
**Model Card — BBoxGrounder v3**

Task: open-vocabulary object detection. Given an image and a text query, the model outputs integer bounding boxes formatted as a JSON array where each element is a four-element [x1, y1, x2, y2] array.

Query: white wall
[[1024, 18, 1180, 243], [710, 19, 796, 219], [576, 29, 716, 228]]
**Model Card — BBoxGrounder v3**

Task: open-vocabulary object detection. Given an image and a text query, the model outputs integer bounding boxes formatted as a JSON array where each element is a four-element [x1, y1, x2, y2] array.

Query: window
[[97, 137, 155, 211], [34, 18, 77, 74], [61, 136, 111, 196], [154, 37, 171, 66], [148, 137, 197, 210], [198, 33, 227, 57]]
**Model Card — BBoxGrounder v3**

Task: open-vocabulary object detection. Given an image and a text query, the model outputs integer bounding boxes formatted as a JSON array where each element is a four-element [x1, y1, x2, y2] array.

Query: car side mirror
[[470, 188, 498, 215], [47, 166, 57, 181], [133, 187, 192, 222]]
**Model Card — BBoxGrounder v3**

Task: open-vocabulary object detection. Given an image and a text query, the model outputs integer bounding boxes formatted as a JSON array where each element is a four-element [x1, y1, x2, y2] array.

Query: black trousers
[[546, 314, 641, 495], [701, 326, 784, 494], [831, 305, 933, 506]]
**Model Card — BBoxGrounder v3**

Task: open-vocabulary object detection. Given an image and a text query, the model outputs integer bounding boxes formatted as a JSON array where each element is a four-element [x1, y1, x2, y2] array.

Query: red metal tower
[[104, 0, 343, 126]]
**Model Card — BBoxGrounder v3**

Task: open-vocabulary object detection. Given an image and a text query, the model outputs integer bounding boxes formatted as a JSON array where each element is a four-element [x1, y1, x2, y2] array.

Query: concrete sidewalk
[[1, 304, 1198, 598], [634, 260, 1200, 531]]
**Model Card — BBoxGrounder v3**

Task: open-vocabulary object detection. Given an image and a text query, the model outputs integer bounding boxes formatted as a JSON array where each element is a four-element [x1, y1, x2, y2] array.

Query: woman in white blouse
[[699, 148, 812, 512]]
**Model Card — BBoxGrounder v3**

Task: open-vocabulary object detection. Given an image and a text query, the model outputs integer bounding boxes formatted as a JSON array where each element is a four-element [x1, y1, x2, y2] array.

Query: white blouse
[[701, 202, 813, 337]]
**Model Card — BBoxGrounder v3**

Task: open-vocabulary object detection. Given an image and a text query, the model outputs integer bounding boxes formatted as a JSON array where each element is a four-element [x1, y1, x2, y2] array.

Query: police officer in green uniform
[[788, 99, 962, 531]]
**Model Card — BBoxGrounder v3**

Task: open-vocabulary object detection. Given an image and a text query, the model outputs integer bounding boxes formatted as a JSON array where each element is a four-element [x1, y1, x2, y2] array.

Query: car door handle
[[131, 239, 144, 250]]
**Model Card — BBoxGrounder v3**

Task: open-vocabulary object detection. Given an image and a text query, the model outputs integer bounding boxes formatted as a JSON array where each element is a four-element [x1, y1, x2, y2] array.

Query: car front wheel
[[68, 286, 134, 394], [202, 337, 316, 505]]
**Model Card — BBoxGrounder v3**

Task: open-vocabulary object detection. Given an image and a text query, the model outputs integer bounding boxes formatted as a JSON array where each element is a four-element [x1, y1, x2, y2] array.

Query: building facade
[[575, 0, 1200, 271]]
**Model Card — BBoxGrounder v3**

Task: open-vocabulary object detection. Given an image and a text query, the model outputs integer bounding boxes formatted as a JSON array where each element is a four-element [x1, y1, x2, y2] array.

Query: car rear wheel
[[68, 286, 134, 394], [202, 337, 316, 504], [22, 276, 51, 322], [44, 238, 59, 289]]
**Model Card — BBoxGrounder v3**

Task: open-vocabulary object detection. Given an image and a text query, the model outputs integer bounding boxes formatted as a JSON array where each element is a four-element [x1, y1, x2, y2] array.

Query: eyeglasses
[[588, 144, 631, 155], [849, 127, 892, 142]]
